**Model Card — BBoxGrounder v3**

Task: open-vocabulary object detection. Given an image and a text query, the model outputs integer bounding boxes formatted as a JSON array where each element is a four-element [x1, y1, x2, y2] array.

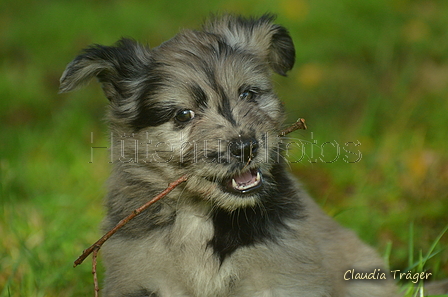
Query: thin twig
[[241, 119, 307, 171], [278, 118, 307, 136], [92, 247, 100, 297], [74, 174, 188, 268]]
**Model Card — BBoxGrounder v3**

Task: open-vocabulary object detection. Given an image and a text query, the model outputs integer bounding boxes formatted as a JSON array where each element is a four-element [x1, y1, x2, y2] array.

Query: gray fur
[[61, 14, 401, 296]]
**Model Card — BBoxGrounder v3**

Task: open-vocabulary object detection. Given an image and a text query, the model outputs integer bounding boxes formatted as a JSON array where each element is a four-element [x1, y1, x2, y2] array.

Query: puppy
[[60, 14, 399, 297]]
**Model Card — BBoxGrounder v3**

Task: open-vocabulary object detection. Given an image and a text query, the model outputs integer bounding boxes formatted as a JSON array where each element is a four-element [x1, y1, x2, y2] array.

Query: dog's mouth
[[224, 168, 263, 194]]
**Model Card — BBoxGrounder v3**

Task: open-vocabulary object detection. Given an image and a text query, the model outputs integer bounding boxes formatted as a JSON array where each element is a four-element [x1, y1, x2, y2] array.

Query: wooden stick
[[92, 246, 100, 297], [74, 174, 188, 268], [278, 118, 307, 136], [75, 117, 306, 268]]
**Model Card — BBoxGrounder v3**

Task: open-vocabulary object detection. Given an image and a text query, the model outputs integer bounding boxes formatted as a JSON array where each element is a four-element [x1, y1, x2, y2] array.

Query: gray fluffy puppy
[[60, 14, 400, 297]]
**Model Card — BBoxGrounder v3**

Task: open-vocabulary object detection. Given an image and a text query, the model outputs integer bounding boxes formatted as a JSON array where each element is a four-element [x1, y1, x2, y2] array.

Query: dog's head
[[60, 14, 295, 211]]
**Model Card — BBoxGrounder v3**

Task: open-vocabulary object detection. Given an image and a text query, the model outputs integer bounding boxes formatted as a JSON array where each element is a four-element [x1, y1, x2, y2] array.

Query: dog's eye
[[175, 109, 195, 122], [239, 90, 257, 102]]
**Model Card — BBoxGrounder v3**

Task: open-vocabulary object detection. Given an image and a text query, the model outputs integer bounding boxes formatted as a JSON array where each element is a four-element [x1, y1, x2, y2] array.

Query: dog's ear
[[204, 14, 295, 76], [59, 38, 150, 101]]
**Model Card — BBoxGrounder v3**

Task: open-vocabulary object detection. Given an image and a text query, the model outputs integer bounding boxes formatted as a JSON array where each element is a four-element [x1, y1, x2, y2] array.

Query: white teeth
[[231, 171, 262, 191], [232, 179, 239, 189]]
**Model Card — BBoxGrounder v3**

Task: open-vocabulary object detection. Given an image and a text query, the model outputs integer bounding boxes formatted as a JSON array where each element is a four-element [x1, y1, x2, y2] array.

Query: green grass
[[399, 224, 448, 296], [1, 0, 447, 295]]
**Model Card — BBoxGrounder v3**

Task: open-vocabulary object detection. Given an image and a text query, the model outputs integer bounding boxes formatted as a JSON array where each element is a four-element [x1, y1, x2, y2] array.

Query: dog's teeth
[[230, 170, 262, 192], [232, 179, 239, 189]]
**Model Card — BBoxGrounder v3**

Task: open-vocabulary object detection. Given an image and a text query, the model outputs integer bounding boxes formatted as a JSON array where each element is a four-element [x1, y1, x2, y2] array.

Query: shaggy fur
[[60, 14, 401, 296]]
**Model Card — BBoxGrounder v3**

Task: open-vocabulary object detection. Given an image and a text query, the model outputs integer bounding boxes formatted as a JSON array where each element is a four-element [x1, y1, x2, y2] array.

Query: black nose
[[229, 138, 259, 163]]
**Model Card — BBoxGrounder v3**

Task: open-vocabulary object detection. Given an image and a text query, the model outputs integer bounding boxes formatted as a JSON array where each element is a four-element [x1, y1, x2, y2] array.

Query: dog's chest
[[167, 209, 236, 296]]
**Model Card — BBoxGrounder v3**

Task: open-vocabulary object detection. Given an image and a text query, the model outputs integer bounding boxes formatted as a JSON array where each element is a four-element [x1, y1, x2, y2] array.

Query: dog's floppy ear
[[204, 14, 295, 76], [59, 38, 150, 101]]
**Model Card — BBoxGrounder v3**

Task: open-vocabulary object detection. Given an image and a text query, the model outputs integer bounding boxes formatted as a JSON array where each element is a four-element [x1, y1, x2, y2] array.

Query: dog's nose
[[229, 138, 259, 163]]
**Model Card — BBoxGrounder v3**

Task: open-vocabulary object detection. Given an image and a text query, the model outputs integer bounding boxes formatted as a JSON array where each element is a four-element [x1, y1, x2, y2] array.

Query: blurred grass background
[[1, 0, 447, 296]]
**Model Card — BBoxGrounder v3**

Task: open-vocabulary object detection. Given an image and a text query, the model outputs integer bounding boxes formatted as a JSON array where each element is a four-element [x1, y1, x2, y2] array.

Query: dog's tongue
[[234, 170, 255, 184]]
